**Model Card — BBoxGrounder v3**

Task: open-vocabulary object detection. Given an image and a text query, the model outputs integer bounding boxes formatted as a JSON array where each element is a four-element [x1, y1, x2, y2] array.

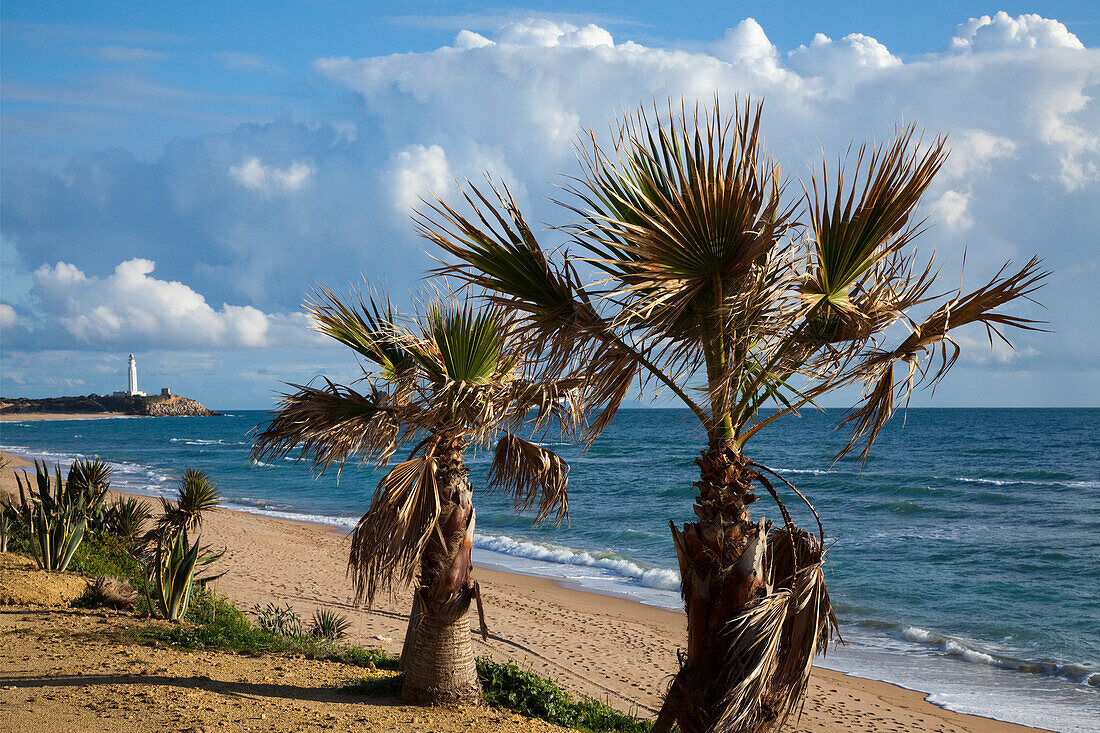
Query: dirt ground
[[0, 605, 570, 733]]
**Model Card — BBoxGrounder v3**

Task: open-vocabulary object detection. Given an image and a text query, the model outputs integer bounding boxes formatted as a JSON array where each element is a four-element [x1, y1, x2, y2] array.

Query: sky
[[1, 2, 1098, 409]]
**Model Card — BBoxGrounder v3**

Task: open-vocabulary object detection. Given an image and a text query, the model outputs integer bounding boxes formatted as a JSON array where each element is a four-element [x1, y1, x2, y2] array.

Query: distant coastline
[[0, 393, 218, 419]]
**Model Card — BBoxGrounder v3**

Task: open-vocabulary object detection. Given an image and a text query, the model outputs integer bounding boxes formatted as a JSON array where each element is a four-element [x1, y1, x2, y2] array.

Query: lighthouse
[[128, 354, 138, 395]]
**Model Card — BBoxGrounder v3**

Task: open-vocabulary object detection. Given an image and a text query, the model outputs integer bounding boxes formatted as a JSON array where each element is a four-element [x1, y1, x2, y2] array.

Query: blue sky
[[1, 2, 1098, 408]]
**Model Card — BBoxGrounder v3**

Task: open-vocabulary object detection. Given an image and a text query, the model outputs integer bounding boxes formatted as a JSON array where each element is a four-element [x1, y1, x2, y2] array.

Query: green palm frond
[[801, 129, 947, 325], [569, 99, 795, 338], [307, 286, 414, 382], [418, 300, 510, 386]]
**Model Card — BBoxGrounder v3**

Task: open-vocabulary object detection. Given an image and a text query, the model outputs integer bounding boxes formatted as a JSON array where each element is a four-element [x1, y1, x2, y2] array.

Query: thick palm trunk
[[400, 442, 481, 705], [653, 440, 833, 733]]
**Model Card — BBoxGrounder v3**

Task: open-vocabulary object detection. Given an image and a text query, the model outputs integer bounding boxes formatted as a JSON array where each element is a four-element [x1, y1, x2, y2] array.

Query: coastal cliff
[[0, 393, 219, 417]]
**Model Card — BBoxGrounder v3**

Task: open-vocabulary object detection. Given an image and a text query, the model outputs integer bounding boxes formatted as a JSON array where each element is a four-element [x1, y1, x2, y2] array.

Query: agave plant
[[0, 500, 13, 553], [14, 462, 88, 571], [310, 607, 352, 641], [252, 289, 582, 704], [422, 99, 1047, 733], [143, 469, 224, 621], [254, 601, 305, 637]]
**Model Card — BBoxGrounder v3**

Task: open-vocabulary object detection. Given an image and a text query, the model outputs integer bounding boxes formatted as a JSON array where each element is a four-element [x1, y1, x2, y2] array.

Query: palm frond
[[347, 449, 442, 605], [836, 257, 1049, 461], [713, 526, 837, 733], [306, 286, 414, 382], [569, 98, 796, 340], [487, 433, 569, 526], [251, 379, 408, 473], [416, 300, 510, 386], [801, 128, 947, 321]]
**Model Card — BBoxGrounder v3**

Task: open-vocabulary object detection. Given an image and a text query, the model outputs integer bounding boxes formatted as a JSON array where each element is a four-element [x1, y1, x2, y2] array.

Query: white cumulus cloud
[[0, 304, 17, 331], [387, 144, 453, 214], [229, 157, 313, 195], [788, 32, 901, 77], [951, 12, 1084, 52], [33, 259, 315, 348]]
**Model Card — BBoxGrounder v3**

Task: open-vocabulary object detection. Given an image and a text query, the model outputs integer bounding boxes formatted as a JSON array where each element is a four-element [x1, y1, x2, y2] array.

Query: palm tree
[[252, 288, 579, 704], [419, 99, 1047, 732]]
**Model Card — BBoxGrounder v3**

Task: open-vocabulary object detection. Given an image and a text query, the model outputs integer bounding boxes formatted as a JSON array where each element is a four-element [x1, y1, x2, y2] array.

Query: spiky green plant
[[102, 497, 152, 545], [252, 290, 584, 705], [310, 607, 352, 641], [254, 601, 304, 637], [0, 502, 12, 553], [14, 462, 88, 570], [66, 458, 113, 516], [144, 470, 224, 621], [422, 98, 1047, 733]]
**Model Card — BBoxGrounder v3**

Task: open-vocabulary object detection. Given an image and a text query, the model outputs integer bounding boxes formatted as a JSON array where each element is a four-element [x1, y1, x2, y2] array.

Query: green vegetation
[[477, 658, 651, 733], [134, 596, 397, 670], [14, 461, 89, 570], [143, 469, 224, 621], [310, 607, 352, 641], [254, 600, 304, 637]]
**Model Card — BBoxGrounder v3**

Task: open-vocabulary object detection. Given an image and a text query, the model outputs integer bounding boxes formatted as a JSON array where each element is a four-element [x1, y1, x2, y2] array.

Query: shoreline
[[0, 412, 133, 422], [1, 449, 1043, 732]]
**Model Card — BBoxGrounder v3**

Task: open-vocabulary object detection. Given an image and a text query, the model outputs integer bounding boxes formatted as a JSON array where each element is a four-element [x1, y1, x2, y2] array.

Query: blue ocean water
[[2, 408, 1098, 730]]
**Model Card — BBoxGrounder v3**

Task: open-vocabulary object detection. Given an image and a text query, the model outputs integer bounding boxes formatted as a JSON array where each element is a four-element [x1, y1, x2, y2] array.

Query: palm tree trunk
[[653, 439, 769, 733], [400, 441, 482, 705]]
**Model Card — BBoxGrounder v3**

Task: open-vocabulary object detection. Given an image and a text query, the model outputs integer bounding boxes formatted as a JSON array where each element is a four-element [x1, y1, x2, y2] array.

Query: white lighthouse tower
[[126, 354, 145, 397]]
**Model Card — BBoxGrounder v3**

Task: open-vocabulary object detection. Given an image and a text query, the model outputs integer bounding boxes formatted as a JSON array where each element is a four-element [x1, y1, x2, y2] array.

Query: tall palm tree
[[419, 99, 1047, 732], [252, 288, 579, 704]]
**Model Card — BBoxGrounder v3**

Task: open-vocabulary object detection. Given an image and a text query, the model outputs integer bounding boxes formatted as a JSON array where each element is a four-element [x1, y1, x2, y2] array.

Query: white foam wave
[[473, 533, 681, 591], [250, 459, 277, 468]]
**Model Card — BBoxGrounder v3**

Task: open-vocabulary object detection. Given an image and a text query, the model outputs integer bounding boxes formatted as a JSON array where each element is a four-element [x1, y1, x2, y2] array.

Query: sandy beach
[[0, 412, 129, 422], [0, 449, 1043, 733]]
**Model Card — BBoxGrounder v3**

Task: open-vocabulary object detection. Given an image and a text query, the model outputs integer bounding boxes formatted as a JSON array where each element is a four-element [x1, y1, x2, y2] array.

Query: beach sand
[[0, 412, 128, 422], [0, 450, 1041, 732]]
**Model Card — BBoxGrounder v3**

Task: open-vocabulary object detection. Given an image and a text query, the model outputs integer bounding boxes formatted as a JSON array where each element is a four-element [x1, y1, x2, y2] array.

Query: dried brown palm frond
[[251, 379, 407, 473], [487, 433, 569, 526], [837, 256, 1049, 460], [348, 449, 442, 605], [504, 378, 585, 435], [712, 526, 836, 733]]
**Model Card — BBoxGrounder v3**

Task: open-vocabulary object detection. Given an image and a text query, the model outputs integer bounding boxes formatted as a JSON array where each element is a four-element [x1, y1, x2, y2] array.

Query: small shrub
[[101, 498, 151, 544], [254, 601, 304, 637], [476, 658, 651, 733], [309, 607, 351, 641]]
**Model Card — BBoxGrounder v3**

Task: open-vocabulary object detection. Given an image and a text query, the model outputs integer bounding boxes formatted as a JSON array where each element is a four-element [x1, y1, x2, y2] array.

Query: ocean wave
[[856, 622, 1100, 687], [250, 459, 277, 468], [473, 533, 682, 591]]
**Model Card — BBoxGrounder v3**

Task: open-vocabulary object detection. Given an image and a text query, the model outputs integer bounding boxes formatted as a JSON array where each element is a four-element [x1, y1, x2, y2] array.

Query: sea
[[2, 408, 1097, 731]]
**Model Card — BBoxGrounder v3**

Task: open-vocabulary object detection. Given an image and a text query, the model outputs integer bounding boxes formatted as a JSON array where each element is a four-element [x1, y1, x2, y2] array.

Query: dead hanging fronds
[[713, 527, 837, 733], [487, 433, 570, 526], [836, 256, 1049, 461], [347, 447, 442, 605]]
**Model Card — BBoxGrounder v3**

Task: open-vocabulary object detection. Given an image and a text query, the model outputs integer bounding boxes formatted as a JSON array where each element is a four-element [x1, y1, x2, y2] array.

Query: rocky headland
[[0, 393, 219, 418]]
